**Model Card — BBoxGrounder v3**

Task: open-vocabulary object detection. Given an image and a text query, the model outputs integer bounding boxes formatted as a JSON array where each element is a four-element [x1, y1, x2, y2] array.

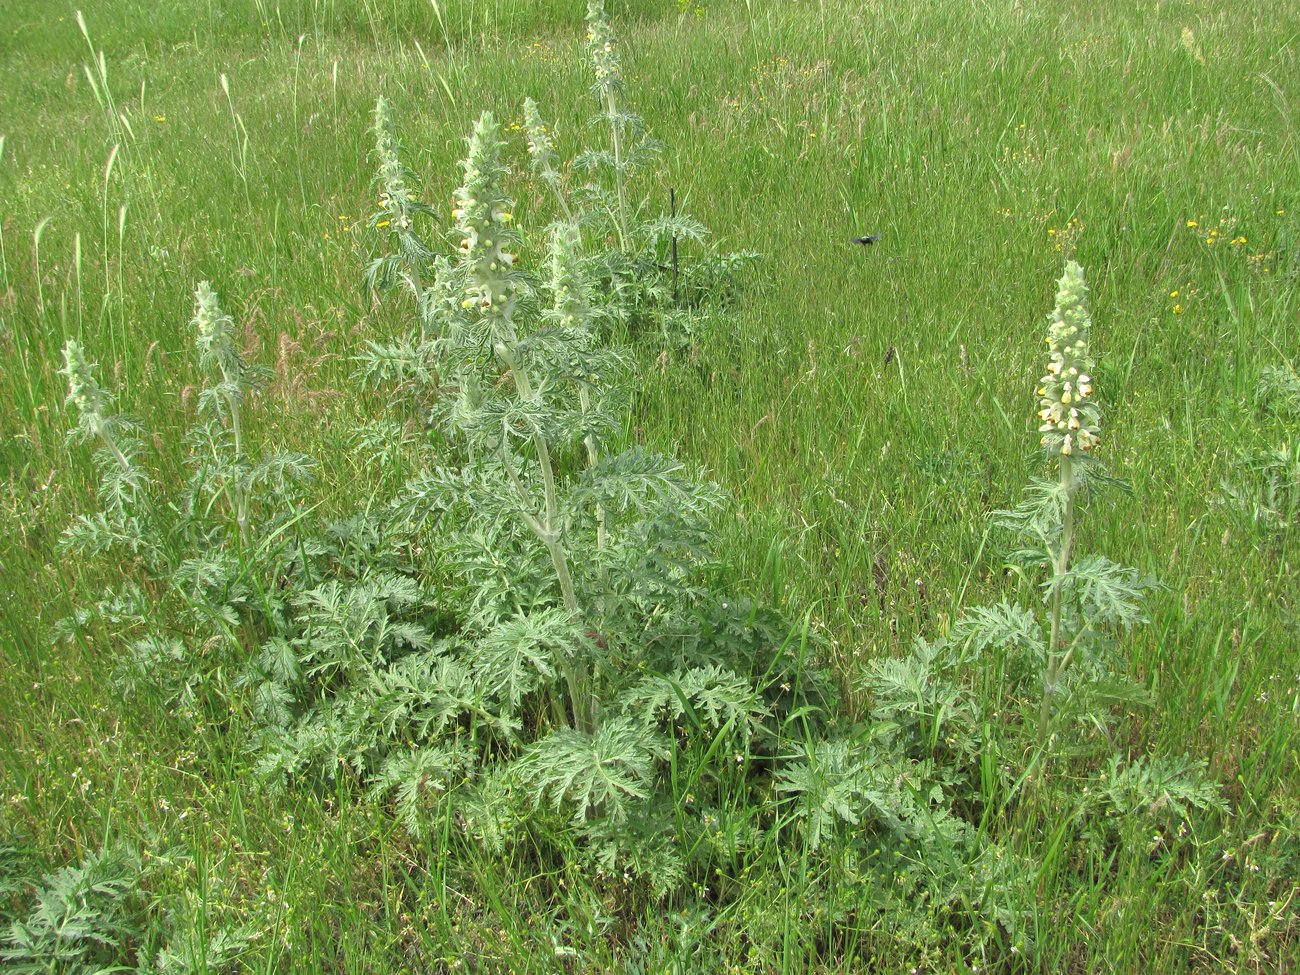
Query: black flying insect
[[852, 233, 882, 245]]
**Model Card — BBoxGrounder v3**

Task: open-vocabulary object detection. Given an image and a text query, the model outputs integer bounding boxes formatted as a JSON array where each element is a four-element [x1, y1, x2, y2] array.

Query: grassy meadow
[[1, 0, 1298, 971]]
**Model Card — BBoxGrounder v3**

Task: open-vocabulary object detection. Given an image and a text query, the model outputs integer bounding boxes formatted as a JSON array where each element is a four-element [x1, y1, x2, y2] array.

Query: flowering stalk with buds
[[193, 283, 246, 458], [61, 339, 132, 474], [586, 0, 629, 248], [1035, 261, 1100, 744], [960, 262, 1154, 753], [59, 339, 154, 557], [523, 98, 574, 223], [365, 96, 436, 307], [192, 281, 269, 543], [452, 112, 591, 726]]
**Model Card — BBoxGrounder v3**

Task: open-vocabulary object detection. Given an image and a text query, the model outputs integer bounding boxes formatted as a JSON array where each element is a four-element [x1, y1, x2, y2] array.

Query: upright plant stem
[[605, 91, 629, 250], [578, 384, 607, 552], [496, 343, 591, 731], [96, 426, 132, 473], [546, 172, 575, 223], [1039, 453, 1075, 745]]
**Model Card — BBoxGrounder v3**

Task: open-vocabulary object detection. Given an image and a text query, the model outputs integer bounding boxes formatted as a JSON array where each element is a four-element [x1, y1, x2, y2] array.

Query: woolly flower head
[[1037, 261, 1100, 458], [192, 281, 239, 376], [371, 96, 411, 218], [372, 96, 400, 170], [60, 338, 111, 435], [454, 112, 520, 320], [522, 97, 558, 175], [586, 0, 622, 93], [548, 222, 591, 329]]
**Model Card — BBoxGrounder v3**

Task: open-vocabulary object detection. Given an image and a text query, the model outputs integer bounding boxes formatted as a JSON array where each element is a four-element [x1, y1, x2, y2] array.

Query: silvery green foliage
[[0, 843, 256, 975], [1086, 753, 1228, 823], [58, 339, 154, 559], [960, 263, 1161, 743], [1255, 363, 1300, 417], [1, 843, 143, 974], [181, 105, 790, 902], [772, 723, 1037, 955], [521, 9, 759, 345], [184, 282, 311, 547], [57, 285, 317, 711], [1220, 442, 1300, 530], [775, 737, 947, 852], [172, 284, 316, 645], [152, 923, 254, 975]]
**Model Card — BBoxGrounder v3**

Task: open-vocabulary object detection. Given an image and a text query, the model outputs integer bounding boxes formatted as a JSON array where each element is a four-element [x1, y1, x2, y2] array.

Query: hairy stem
[[605, 91, 629, 249], [1039, 453, 1075, 745], [95, 424, 132, 473], [497, 435, 588, 732], [495, 343, 592, 732], [544, 170, 575, 223], [578, 384, 607, 552]]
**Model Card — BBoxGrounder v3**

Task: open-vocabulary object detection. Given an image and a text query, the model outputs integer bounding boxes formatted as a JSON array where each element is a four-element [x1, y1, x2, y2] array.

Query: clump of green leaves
[[51, 98, 792, 900], [58, 339, 154, 560], [1, 843, 145, 974], [772, 636, 1039, 959], [1, 841, 258, 975], [331, 108, 794, 889], [57, 282, 316, 710]]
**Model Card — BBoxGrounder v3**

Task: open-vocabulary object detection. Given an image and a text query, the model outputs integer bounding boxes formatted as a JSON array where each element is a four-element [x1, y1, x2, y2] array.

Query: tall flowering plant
[[1035, 262, 1101, 742], [59, 339, 153, 558], [955, 261, 1158, 751]]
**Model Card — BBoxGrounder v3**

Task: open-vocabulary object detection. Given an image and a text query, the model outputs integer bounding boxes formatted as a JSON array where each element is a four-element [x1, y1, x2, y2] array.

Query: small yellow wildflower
[[1169, 290, 1179, 298], [153, 114, 166, 122], [1173, 303, 1183, 314], [1186, 220, 1198, 228], [376, 219, 391, 228], [1232, 235, 1247, 245]]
